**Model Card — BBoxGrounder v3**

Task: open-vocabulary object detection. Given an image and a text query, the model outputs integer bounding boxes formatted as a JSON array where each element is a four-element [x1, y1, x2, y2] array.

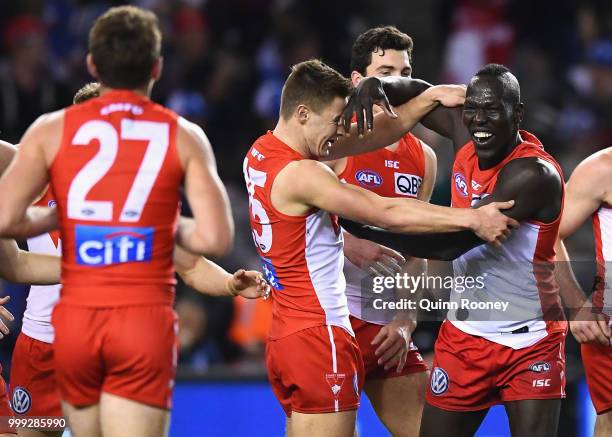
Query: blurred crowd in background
[[0, 0, 610, 388]]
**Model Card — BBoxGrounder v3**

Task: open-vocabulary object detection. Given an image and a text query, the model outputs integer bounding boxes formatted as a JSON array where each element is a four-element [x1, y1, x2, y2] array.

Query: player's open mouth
[[472, 131, 494, 146]]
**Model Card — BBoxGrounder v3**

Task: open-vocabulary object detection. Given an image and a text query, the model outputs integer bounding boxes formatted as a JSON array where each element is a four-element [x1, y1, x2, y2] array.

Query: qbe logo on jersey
[[75, 225, 154, 266], [430, 367, 449, 396], [394, 172, 422, 197]]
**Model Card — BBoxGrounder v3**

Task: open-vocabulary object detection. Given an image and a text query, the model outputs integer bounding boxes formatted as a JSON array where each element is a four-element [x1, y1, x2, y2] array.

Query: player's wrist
[[225, 275, 239, 297]]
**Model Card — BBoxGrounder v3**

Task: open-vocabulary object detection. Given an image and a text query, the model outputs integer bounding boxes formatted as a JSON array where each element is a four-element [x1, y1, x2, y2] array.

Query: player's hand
[[0, 296, 14, 339], [473, 201, 519, 246], [229, 270, 271, 300], [570, 305, 611, 346], [372, 318, 416, 372], [339, 76, 397, 137], [343, 232, 406, 277], [423, 84, 466, 108]]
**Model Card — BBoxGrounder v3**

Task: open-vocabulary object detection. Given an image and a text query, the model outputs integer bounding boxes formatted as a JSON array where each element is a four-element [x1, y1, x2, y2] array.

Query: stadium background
[[0, 0, 610, 435]]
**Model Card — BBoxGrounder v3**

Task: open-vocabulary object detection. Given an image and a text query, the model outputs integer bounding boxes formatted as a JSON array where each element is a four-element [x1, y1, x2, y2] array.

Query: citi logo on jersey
[[454, 173, 468, 197], [75, 225, 154, 266], [355, 169, 383, 188]]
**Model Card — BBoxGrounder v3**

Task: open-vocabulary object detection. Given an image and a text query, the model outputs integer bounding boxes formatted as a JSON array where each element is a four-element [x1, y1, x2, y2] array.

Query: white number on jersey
[[243, 158, 272, 253], [67, 119, 170, 222]]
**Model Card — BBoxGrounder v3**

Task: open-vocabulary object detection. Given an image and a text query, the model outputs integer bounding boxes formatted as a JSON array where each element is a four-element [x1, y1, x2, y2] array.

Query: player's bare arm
[[341, 157, 559, 259], [556, 149, 612, 344], [175, 118, 234, 257], [0, 140, 17, 173], [0, 239, 60, 285], [0, 296, 14, 340], [0, 111, 63, 239], [325, 82, 465, 160], [173, 245, 269, 299], [272, 158, 516, 242]]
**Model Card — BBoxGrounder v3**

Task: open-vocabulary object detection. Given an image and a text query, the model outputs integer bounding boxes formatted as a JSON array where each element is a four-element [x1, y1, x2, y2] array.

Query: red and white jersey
[[22, 190, 61, 344], [243, 132, 351, 340], [339, 133, 426, 324], [592, 203, 612, 324], [50, 90, 183, 307], [448, 130, 566, 349]]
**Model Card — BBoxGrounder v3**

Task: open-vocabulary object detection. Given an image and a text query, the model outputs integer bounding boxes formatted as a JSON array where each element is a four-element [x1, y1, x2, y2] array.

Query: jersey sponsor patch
[[454, 172, 468, 197], [394, 172, 422, 197], [260, 256, 283, 290], [430, 367, 449, 395], [12, 387, 32, 414], [75, 225, 154, 266], [355, 169, 383, 188], [529, 361, 551, 373]]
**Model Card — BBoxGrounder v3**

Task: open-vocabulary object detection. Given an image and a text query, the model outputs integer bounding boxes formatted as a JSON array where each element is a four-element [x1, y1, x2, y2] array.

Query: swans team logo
[[454, 173, 468, 197], [430, 367, 449, 395], [12, 387, 31, 414]]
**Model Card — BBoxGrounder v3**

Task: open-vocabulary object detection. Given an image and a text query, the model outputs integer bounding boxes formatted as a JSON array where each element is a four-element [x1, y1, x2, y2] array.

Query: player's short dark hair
[[474, 63, 520, 106], [89, 6, 161, 89], [280, 59, 352, 120], [73, 82, 101, 104], [350, 26, 413, 75]]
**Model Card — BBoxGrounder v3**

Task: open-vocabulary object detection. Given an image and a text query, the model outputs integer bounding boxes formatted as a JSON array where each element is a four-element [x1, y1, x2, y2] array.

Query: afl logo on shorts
[[454, 173, 468, 197], [355, 169, 383, 188], [12, 387, 31, 414], [430, 367, 449, 395]]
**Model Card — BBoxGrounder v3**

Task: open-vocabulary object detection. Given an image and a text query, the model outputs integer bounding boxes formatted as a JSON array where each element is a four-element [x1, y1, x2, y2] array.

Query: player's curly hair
[[280, 59, 352, 120], [89, 6, 161, 89], [73, 82, 101, 104], [350, 26, 413, 75]]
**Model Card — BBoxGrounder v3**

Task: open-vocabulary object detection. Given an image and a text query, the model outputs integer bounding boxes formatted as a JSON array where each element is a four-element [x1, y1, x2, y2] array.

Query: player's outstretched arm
[[0, 140, 17, 173], [277, 159, 516, 243], [0, 296, 13, 339], [0, 112, 61, 239], [341, 157, 559, 260], [176, 118, 234, 257], [336, 76, 469, 151], [174, 246, 269, 299], [0, 239, 60, 285], [325, 81, 465, 160], [556, 150, 612, 344]]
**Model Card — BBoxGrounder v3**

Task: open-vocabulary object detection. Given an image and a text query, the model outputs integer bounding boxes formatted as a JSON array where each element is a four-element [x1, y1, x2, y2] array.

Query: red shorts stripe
[[426, 321, 566, 411], [52, 302, 178, 410], [10, 333, 62, 417], [350, 316, 428, 379], [266, 325, 364, 416], [581, 342, 612, 414]]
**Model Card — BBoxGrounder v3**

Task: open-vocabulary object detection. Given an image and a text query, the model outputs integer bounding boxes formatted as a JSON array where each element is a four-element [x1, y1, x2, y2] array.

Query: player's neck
[[98, 83, 151, 99], [273, 120, 310, 158], [478, 131, 523, 170]]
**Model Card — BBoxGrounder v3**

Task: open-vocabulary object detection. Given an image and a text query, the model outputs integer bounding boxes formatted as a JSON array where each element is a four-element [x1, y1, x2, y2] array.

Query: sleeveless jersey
[[592, 203, 612, 322], [448, 130, 566, 349], [338, 133, 426, 324], [243, 132, 351, 340], [50, 90, 183, 307], [21, 190, 61, 343]]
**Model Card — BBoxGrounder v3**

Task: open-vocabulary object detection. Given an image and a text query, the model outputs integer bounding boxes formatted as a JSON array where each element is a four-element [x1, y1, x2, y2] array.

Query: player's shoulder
[[177, 116, 211, 149], [26, 109, 65, 138], [567, 148, 612, 188], [499, 157, 562, 191]]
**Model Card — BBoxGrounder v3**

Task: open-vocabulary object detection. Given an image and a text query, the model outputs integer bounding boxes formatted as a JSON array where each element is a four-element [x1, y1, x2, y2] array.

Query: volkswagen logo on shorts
[[430, 367, 449, 395], [12, 387, 31, 414]]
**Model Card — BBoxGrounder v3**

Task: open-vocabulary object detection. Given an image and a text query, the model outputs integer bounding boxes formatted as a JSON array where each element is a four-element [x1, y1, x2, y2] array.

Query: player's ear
[[296, 105, 309, 125], [351, 71, 363, 87], [86, 54, 100, 80], [515, 102, 524, 124], [151, 57, 163, 81]]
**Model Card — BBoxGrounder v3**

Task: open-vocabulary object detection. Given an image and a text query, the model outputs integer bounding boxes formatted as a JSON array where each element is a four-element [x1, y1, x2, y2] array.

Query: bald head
[[471, 63, 520, 107]]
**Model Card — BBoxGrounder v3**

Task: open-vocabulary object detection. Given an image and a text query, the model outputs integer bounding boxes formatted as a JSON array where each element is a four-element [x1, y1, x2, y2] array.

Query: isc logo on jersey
[[355, 169, 383, 188], [394, 172, 422, 197], [75, 225, 154, 266]]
